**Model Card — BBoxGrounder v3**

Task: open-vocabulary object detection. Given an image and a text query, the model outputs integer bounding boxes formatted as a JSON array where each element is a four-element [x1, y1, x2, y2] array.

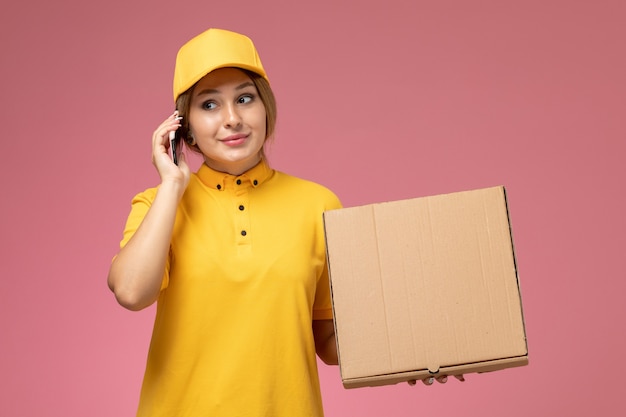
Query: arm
[[312, 319, 338, 365], [107, 181, 185, 310], [107, 112, 189, 311]]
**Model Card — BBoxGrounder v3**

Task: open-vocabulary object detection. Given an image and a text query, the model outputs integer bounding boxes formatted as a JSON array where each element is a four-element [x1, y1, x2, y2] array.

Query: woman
[[108, 28, 340, 416]]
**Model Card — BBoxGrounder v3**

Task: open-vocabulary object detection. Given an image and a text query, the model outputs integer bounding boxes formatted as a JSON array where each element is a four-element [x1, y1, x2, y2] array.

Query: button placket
[[234, 183, 251, 245]]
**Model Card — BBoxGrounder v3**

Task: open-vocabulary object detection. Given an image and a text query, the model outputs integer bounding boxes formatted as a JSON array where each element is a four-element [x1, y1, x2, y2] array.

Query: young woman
[[108, 28, 455, 416], [108, 28, 341, 417]]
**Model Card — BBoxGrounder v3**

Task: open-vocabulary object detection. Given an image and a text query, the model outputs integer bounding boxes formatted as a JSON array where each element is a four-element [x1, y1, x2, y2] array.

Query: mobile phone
[[169, 130, 180, 165]]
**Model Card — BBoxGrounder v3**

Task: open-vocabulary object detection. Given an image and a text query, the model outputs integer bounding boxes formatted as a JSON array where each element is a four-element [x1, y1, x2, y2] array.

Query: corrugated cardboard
[[323, 186, 528, 388]]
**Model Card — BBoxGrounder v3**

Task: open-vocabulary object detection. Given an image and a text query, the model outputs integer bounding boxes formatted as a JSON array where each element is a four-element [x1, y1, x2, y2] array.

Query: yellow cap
[[172, 28, 269, 102]]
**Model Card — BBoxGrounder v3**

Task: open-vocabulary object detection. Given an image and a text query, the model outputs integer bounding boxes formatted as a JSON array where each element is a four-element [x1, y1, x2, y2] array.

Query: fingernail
[[440, 376, 448, 383], [427, 377, 434, 385]]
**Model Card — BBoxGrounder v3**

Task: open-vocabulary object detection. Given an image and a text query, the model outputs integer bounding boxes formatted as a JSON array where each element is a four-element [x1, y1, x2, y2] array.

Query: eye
[[202, 101, 217, 110], [238, 94, 254, 104]]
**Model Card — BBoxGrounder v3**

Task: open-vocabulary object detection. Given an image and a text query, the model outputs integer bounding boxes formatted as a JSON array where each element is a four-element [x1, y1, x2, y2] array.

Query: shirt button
[[241, 230, 247, 236], [253, 180, 258, 186], [236, 179, 242, 185], [217, 184, 222, 190], [239, 205, 245, 211]]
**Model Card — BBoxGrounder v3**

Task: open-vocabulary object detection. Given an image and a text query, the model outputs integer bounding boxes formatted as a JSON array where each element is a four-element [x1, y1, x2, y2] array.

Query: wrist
[[159, 178, 188, 199]]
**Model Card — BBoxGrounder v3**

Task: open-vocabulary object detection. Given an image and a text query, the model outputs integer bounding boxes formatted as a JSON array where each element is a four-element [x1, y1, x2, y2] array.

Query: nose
[[223, 102, 242, 128]]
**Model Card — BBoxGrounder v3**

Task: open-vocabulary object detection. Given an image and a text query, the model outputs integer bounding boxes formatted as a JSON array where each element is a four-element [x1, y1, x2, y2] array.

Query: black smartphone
[[169, 129, 181, 165]]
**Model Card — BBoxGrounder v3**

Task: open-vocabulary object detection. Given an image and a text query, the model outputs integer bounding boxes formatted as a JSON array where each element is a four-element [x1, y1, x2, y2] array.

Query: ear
[[184, 129, 196, 146]]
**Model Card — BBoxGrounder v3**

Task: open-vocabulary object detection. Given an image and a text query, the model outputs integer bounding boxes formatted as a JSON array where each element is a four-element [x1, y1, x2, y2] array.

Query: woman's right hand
[[152, 111, 191, 191]]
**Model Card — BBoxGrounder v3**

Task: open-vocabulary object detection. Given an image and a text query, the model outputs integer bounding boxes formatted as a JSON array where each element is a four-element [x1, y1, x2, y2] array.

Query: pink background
[[1, 0, 624, 415]]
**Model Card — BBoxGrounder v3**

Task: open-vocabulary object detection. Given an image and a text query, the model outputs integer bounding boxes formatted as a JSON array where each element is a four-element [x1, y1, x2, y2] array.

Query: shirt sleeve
[[312, 262, 333, 320], [312, 190, 343, 321], [118, 187, 170, 290]]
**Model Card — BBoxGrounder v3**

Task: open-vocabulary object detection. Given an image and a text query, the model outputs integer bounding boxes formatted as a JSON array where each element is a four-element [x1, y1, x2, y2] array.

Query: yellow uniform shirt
[[119, 160, 342, 417]]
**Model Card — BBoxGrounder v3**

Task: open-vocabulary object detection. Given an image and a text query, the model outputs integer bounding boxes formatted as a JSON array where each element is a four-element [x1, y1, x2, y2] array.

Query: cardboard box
[[323, 186, 528, 388]]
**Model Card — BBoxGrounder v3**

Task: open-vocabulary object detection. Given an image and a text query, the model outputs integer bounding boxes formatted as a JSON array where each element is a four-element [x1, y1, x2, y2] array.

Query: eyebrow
[[194, 81, 255, 97]]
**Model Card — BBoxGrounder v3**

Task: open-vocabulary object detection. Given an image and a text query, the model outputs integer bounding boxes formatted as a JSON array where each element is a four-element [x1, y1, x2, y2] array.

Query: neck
[[203, 155, 262, 176]]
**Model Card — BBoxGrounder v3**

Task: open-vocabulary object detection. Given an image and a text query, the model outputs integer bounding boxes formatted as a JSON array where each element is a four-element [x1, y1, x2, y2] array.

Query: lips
[[220, 134, 248, 146]]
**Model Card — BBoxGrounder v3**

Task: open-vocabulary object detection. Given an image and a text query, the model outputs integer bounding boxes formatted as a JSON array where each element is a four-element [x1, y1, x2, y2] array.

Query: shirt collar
[[196, 159, 273, 191]]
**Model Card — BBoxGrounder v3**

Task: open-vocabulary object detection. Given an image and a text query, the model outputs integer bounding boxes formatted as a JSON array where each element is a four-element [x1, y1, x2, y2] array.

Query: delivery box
[[323, 186, 528, 388]]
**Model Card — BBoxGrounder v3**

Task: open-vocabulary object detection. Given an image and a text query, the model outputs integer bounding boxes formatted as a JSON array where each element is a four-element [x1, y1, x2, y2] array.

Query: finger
[[422, 377, 434, 386], [435, 375, 448, 384], [152, 115, 183, 167], [153, 111, 182, 149], [407, 380, 416, 386], [454, 375, 465, 382], [153, 111, 178, 137]]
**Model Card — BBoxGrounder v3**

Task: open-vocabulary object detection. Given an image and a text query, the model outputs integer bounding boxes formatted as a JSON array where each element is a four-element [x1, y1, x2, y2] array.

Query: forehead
[[193, 67, 254, 93]]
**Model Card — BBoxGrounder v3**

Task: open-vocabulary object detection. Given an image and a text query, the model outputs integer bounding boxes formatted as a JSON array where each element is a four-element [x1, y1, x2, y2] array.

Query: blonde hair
[[175, 69, 277, 157]]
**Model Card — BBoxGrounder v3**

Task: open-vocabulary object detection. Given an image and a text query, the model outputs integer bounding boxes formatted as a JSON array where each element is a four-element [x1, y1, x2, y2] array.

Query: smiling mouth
[[221, 134, 248, 146]]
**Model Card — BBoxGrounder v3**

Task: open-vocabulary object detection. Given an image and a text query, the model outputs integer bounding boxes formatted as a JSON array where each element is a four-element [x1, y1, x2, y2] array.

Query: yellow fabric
[[119, 160, 342, 417], [173, 28, 268, 102]]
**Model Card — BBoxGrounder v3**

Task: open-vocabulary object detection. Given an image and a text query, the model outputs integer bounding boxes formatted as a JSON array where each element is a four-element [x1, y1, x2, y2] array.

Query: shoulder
[[271, 170, 342, 210], [130, 186, 159, 206]]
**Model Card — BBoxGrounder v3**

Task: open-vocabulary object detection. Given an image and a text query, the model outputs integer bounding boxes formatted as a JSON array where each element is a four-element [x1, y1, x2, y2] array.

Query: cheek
[[252, 109, 268, 136], [259, 116, 268, 137], [189, 112, 220, 136]]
